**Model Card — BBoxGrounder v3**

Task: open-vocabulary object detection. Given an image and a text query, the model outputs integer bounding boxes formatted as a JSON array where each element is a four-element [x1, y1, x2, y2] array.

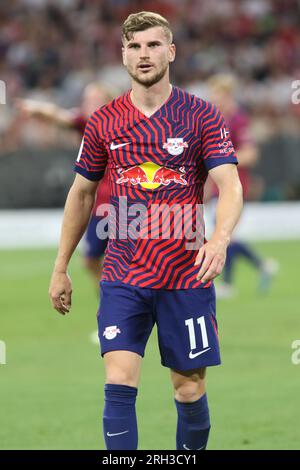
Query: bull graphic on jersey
[[116, 162, 187, 187], [152, 166, 187, 186], [116, 165, 149, 185]]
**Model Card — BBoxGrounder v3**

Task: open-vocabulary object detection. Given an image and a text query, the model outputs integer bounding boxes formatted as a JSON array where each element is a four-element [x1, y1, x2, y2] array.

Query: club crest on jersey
[[103, 326, 121, 340], [163, 138, 188, 156]]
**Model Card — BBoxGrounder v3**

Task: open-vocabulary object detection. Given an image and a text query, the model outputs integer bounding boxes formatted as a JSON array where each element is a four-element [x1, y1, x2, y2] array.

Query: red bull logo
[[116, 161, 187, 189], [152, 166, 187, 186], [116, 166, 148, 185]]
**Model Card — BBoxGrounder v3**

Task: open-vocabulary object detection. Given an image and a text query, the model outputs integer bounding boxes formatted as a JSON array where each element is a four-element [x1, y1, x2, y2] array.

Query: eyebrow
[[127, 40, 163, 48]]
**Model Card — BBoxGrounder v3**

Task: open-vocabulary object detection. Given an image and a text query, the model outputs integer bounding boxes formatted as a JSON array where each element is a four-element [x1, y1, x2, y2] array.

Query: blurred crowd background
[[1, 0, 300, 207]]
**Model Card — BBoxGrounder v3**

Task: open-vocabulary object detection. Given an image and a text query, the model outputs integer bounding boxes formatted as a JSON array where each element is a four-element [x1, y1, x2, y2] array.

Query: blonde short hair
[[207, 73, 238, 94], [122, 11, 173, 44]]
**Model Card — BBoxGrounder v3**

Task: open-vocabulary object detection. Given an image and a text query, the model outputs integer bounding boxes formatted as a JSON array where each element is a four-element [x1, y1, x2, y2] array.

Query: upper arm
[[209, 163, 242, 193], [74, 111, 108, 181], [72, 173, 99, 197]]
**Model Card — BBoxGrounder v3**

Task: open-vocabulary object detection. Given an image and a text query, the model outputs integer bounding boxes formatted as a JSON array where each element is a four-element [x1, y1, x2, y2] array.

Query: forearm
[[34, 105, 73, 127], [18, 99, 73, 127], [212, 180, 243, 246], [54, 185, 95, 272]]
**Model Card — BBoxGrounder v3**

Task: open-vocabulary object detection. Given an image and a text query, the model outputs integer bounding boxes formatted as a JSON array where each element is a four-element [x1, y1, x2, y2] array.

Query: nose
[[139, 45, 150, 59]]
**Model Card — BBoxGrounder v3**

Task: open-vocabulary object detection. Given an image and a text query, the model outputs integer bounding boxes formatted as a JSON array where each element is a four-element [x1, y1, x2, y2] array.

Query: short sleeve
[[201, 103, 238, 171], [74, 112, 108, 181]]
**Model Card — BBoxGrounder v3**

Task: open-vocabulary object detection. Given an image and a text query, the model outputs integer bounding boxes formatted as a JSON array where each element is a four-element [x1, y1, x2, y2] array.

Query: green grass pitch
[[0, 240, 299, 449]]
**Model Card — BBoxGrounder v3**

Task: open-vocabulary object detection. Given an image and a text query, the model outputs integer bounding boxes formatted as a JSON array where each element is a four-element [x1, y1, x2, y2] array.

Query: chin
[[139, 77, 159, 87], [134, 71, 166, 87]]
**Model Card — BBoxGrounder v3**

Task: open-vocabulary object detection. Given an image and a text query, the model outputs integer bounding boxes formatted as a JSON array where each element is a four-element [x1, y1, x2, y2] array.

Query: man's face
[[122, 26, 176, 87]]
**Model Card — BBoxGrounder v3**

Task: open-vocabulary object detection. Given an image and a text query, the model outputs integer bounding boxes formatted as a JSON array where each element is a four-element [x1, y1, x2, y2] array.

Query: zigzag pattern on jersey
[[75, 86, 237, 289], [121, 191, 206, 289], [99, 89, 215, 288], [76, 113, 108, 179], [102, 184, 208, 289]]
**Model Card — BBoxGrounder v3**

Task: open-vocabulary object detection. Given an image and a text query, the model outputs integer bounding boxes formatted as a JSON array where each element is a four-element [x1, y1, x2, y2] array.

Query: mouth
[[138, 64, 153, 72]]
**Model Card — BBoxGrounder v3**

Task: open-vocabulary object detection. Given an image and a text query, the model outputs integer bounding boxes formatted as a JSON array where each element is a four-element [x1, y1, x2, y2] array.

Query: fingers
[[197, 256, 225, 283], [61, 292, 72, 311], [49, 272, 72, 316], [49, 290, 72, 315], [196, 252, 214, 281], [194, 246, 205, 267], [51, 296, 69, 315]]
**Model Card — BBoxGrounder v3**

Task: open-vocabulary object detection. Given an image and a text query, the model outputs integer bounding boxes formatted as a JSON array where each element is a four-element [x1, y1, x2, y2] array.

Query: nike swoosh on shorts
[[189, 347, 211, 359]]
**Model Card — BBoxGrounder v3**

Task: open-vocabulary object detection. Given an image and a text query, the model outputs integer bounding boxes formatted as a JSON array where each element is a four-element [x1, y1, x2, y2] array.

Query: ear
[[168, 43, 176, 63]]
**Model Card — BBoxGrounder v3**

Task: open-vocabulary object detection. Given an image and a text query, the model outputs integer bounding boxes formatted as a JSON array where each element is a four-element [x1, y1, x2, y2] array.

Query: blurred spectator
[[207, 73, 263, 201], [206, 72, 279, 298]]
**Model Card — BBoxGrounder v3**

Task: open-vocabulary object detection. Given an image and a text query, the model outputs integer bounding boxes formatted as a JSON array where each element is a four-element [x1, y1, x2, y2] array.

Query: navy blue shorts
[[83, 215, 108, 259], [97, 281, 221, 371]]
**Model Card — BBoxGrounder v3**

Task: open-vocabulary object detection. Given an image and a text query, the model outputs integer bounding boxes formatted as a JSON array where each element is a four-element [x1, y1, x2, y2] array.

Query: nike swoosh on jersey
[[107, 430, 129, 437], [189, 347, 211, 359], [110, 142, 130, 150]]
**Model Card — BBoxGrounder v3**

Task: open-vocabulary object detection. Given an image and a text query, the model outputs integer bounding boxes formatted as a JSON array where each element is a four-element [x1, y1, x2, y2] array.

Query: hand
[[15, 98, 40, 118], [194, 237, 228, 283], [49, 271, 72, 315]]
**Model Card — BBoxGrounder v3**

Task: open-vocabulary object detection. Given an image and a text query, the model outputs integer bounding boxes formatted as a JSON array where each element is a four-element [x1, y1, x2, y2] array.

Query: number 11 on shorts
[[185, 316, 209, 351]]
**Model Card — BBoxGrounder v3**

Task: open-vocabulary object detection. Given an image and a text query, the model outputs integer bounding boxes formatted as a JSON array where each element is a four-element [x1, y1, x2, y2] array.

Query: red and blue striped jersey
[[75, 86, 238, 289]]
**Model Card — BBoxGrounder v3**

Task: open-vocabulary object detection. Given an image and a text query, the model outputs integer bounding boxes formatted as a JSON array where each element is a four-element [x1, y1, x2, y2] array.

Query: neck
[[130, 75, 172, 116]]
